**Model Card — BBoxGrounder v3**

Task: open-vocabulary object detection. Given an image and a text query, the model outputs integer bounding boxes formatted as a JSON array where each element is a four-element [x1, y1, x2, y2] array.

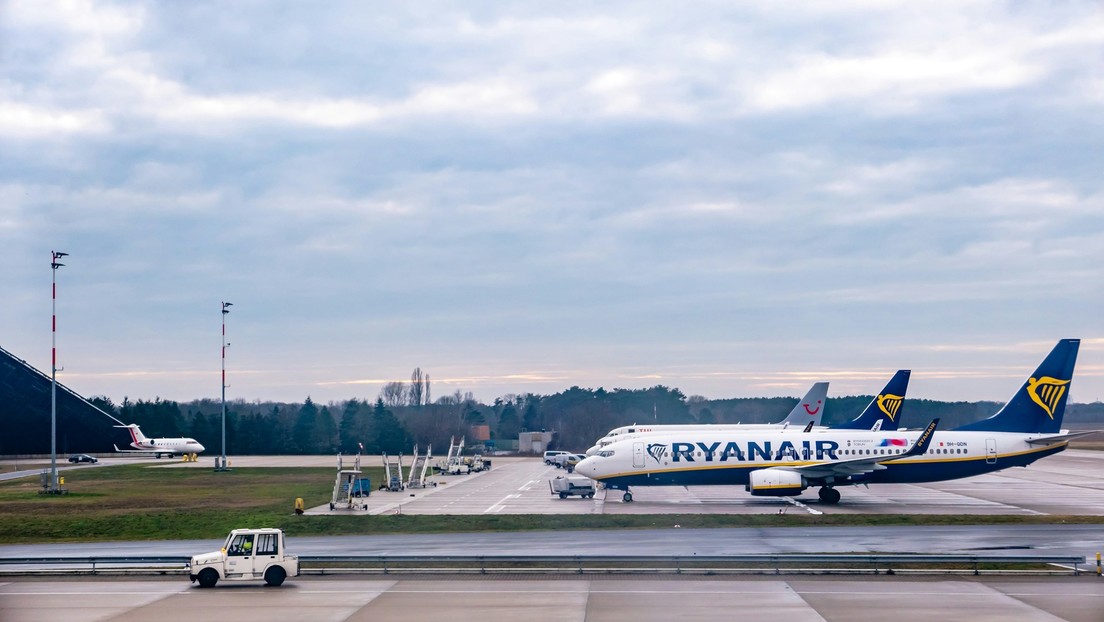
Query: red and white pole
[[50, 251, 68, 492]]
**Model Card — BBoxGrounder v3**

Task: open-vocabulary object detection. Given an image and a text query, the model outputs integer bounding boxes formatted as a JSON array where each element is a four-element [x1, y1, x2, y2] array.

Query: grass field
[[2, 464, 1104, 544]]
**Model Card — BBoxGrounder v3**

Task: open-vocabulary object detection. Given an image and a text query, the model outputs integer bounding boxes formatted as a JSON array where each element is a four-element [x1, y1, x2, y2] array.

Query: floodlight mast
[[50, 251, 68, 492], [219, 301, 232, 471]]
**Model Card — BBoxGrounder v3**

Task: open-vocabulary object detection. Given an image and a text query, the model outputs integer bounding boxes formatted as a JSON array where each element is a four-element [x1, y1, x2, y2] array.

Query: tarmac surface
[[157, 449, 1104, 517], [7, 448, 1104, 516], [2, 575, 1103, 622]]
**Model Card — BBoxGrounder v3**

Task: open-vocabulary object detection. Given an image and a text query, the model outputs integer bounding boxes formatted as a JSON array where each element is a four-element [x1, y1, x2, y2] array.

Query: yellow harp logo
[[877, 393, 904, 421], [1026, 376, 1070, 419]]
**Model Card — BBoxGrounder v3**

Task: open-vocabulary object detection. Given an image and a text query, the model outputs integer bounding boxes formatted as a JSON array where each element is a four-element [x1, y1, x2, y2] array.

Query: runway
[[3, 576, 1103, 622]]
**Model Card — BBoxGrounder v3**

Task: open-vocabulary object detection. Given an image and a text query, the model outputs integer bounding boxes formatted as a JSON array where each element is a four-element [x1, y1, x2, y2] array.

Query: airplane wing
[[113, 444, 174, 455], [1025, 430, 1101, 445], [788, 419, 940, 481]]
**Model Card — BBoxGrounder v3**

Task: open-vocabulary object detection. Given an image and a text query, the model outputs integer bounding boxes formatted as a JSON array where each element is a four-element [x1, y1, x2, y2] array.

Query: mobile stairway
[[406, 445, 435, 489], [330, 452, 368, 511], [382, 453, 405, 491]]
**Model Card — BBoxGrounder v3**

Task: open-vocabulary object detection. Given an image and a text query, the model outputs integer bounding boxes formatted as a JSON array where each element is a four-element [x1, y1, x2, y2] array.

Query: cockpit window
[[598, 450, 615, 458]]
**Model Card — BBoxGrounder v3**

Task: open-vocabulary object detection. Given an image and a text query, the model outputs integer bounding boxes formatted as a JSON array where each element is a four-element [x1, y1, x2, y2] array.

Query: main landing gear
[[818, 487, 841, 504]]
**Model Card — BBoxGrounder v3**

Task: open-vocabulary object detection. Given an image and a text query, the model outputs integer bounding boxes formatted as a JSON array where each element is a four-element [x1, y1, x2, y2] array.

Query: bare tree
[[380, 381, 407, 408], [409, 367, 425, 407]]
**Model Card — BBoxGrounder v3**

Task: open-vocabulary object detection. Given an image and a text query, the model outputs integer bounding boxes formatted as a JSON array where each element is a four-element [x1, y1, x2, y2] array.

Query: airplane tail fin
[[114, 423, 148, 445], [832, 370, 910, 431], [954, 339, 1080, 434], [779, 382, 829, 426]]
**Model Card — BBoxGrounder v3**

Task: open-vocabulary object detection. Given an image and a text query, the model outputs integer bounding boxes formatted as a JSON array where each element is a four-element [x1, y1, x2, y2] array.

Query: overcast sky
[[2, 1, 1102, 406]]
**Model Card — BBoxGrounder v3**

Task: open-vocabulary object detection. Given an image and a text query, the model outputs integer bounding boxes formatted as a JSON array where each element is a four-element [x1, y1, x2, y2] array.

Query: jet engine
[[745, 469, 806, 496]]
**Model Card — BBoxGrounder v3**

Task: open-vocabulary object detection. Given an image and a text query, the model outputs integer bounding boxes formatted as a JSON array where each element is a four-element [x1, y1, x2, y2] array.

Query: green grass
[[2, 464, 1103, 544]]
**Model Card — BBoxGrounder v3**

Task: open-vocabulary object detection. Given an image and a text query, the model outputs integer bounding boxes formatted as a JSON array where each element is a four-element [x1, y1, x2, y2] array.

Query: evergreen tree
[[293, 397, 319, 454], [338, 399, 365, 454], [370, 398, 409, 454]]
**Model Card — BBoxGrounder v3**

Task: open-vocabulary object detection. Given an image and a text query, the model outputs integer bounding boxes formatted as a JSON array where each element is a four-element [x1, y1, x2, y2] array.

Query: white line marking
[[483, 493, 520, 513], [784, 497, 823, 515]]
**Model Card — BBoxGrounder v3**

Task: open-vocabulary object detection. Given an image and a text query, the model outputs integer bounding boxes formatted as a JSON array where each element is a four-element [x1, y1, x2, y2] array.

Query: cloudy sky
[[2, 1, 1102, 406]]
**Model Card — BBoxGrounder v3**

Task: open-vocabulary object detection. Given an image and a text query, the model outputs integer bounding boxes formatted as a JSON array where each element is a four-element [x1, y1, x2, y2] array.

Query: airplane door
[[632, 442, 645, 468], [985, 438, 997, 464]]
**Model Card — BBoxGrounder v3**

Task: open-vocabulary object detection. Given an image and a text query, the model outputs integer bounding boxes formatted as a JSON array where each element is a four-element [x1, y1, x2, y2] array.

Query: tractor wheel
[[197, 568, 219, 588], [264, 566, 287, 587]]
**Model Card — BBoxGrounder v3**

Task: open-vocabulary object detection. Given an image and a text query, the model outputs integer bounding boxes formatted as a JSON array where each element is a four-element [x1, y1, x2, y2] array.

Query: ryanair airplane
[[575, 340, 1083, 504]]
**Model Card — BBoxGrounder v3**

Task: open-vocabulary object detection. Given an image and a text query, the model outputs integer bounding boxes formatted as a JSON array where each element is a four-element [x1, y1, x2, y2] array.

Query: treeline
[[81, 387, 1104, 456], [6, 378, 1104, 455]]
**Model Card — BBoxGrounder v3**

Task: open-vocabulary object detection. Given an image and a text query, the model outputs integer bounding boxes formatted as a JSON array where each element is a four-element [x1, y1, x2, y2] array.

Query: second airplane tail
[[832, 370, 910, 431], [778, 382, 829, 427]]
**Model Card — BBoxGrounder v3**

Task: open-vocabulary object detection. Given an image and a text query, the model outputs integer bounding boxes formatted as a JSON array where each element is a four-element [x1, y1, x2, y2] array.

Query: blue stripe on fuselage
[[592, 443, 1067, 489]]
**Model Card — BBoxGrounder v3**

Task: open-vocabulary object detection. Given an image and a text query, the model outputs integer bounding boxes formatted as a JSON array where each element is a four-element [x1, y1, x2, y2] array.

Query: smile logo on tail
[[877, 394, 903, 421], [803, 400, 822, 415], [1027, 376, 1070, 418], [646, 443, 667, 463]]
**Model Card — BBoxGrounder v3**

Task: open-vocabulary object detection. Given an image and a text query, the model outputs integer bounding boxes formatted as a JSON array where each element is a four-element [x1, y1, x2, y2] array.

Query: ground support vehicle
[[331, 452, 367, 510], [406, 444, 436, 488], [544, 450, 569, 465], [436, 436, 465, 474], [189, 528, 299, 588], [383, 453, 405, 491], [549, 475, 596, 499]]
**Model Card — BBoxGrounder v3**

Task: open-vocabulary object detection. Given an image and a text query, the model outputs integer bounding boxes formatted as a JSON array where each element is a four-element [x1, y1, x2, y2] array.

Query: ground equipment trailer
[[549, 475, 596, 499], [189, 528, 299, 587]]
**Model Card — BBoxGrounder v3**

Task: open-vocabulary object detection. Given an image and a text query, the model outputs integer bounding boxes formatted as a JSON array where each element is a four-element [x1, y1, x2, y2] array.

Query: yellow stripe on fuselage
[[590, 442, 1067, 482]]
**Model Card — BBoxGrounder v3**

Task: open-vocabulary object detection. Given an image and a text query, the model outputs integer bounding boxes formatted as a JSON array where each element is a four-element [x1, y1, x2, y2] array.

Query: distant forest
[[5, 375, 1104, 456]]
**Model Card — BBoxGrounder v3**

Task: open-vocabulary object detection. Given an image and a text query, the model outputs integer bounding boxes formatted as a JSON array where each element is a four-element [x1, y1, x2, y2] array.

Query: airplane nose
[[196, 443, 206, 452]]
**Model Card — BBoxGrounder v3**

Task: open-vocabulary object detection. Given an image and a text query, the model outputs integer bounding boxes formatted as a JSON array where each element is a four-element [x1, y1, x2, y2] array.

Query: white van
[[543, 450, 570, 465]]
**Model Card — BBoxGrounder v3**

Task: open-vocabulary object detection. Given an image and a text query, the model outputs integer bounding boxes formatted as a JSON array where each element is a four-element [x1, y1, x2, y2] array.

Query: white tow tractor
[[189, 528, 299, 588]]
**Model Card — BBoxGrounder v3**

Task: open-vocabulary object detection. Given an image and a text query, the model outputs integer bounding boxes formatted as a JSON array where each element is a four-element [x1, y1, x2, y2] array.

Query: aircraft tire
[[197, 568, 219, 588], [623, 492, 633, 503], [818, 487, 841, 504], [264, 566, 286, 587]]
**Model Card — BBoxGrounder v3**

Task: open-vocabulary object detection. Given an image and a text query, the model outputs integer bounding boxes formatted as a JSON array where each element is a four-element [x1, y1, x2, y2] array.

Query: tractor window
[[227, 534, 255, 556], [255, 533, 278, 556]]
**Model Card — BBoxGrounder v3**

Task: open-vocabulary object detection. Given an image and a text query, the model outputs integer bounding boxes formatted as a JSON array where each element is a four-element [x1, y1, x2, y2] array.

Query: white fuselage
[[131, 437, 206, 455], [586, 423, 820, 456], [575, 428, 1065, 490]]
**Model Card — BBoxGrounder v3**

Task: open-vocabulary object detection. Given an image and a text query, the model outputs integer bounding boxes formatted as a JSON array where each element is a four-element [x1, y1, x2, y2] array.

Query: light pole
[[50, 250, 68, 493], [218, 301, 232, 471]]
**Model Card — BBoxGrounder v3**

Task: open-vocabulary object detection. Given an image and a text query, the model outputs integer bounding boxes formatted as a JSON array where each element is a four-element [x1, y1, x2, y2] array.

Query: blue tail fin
[[832, 370, 910, 431], [954, 339, 1080, 434]]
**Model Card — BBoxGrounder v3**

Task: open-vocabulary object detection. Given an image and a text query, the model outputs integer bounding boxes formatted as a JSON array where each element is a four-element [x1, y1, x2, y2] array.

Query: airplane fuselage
[[575, 429, 1066, 490]]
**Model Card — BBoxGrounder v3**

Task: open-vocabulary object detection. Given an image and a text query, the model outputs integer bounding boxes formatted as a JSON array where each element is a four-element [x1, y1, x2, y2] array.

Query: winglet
[[901, 418, 939, 458], [802, 421, 814, 433]]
